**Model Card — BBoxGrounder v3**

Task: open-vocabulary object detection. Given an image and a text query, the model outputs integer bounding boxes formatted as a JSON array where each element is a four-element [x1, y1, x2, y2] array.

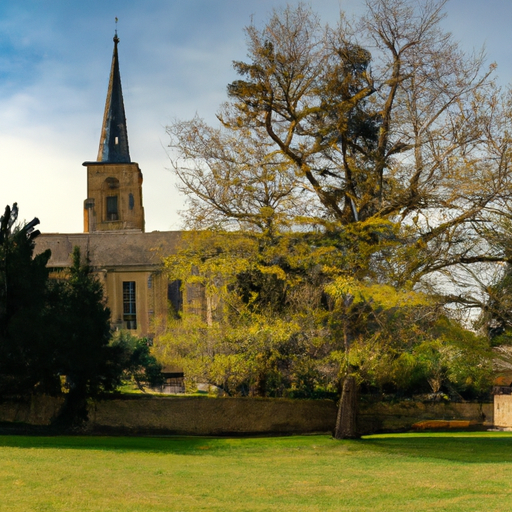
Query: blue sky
[[0, 0, 511, 233]]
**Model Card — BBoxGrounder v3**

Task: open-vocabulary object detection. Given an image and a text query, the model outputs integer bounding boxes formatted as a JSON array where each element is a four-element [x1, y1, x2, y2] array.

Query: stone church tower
[[34, 32, 189, 338], [83, 34, 145, 233]]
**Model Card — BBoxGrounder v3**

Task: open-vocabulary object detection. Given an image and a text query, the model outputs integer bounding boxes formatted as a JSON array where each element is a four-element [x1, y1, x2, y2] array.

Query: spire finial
[[114, 17, 119, 44]]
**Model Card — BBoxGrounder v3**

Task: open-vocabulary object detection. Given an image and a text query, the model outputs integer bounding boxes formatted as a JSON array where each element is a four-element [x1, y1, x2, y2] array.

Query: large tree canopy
[[165, 0, 503, 438], [168, 0, 509, 288]]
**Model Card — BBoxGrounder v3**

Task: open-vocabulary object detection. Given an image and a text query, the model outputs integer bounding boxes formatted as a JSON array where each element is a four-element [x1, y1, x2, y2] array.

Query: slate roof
[[96, 35, 131, 164], [34, 231, 182, 269]]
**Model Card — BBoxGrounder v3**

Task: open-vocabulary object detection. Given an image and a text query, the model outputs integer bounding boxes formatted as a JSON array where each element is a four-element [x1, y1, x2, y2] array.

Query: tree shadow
[[0, 431, 225, 455], [361, 433, 512, 463], [1, 430, 510, 462]]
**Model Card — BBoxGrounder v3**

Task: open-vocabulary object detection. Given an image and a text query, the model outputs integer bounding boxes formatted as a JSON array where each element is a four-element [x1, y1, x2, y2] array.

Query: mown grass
[[0, 432, 511, 511]]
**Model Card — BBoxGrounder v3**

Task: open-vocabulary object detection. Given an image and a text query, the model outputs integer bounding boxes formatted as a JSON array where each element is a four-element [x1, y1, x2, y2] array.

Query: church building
[[35, 34, 184, 339]]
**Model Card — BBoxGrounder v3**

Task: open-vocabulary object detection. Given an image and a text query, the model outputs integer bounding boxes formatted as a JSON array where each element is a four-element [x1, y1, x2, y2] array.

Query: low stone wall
[[0, 395, 64, 426], [0, 395, 494, 435], [89, 396, 337, 435], [358, 401, 493, 433]]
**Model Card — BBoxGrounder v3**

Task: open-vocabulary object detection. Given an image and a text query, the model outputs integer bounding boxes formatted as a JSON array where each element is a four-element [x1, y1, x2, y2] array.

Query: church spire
[[97, 32, 131, 163]]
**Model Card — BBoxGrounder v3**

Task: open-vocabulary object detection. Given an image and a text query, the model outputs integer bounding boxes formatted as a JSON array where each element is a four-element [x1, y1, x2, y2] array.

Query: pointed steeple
[[97, 33, 131, 163]]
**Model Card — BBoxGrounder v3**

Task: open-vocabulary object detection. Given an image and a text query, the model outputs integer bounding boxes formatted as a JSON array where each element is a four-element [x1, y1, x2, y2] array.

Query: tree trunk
[[334, 374, 359, 439], [52, 383, 89, 431]]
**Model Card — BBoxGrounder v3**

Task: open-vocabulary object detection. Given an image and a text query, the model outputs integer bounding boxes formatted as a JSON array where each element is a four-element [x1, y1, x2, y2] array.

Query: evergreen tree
[[0, 204, 57, 396], [53, 247, 119, 425], [0, 205, 164, 426]]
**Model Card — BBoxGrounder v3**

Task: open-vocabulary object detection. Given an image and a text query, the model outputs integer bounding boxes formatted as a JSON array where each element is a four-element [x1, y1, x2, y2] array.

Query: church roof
[[35, 231, 182, 269], [96, 34, 131, 164]]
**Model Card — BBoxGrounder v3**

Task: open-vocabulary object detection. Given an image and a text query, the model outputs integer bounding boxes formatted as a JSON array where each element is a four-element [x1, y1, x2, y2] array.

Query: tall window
[[167, 280, 183, 318], [123, 281, 137, 329], [106, 195, 118, 221]]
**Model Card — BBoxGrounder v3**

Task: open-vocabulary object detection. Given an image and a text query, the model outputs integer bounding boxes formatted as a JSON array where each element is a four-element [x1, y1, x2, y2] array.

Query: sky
[[0, 0, 511, 234]]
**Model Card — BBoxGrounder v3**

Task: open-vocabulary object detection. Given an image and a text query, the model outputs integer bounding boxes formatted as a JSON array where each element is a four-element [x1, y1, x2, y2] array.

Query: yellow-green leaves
[[325, 276, 428, 309]]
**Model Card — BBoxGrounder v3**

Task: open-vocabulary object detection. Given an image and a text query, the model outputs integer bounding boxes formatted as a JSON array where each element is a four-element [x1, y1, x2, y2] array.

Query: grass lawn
[[0, 432, 511, 511]]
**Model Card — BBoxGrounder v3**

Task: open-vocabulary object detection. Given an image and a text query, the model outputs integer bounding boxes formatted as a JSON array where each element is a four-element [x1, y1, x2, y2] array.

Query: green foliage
[[325, 277, 428, 309], [477, 263, 512, 345], [51, 247, 122, 425], [156, 304, 332, 397], [345, 313, 493, 399], [56, 247, 115, 393], [162, 231, 333, 398], [157, 233, 335, 397], [0, 204, 57, 395], [158, 222, 493, 400], [110, 331, 164, 391], [0, 206, 162, 422], [160, 1, 501, 413]]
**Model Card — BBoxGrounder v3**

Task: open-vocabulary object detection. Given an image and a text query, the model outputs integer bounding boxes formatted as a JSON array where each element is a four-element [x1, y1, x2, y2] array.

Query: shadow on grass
[[360, 433, 512, 464], [0, 434, 228, 454], [1, 429, 512, 462], [0, 430, 319, 454]]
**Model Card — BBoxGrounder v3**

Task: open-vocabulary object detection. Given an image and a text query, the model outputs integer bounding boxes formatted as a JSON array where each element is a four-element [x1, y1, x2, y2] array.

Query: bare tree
[[167, 118, 313, 236]]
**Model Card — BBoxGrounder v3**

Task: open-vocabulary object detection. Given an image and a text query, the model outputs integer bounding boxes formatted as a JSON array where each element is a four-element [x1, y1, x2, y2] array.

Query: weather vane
[[115, 17, 118, 37]]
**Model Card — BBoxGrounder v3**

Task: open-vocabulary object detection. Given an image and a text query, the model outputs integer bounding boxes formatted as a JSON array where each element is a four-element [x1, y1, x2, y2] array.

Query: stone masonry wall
[[0, 395, 494, 435], [89, 396, 337, 435], [358, 400, 493, 433]]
